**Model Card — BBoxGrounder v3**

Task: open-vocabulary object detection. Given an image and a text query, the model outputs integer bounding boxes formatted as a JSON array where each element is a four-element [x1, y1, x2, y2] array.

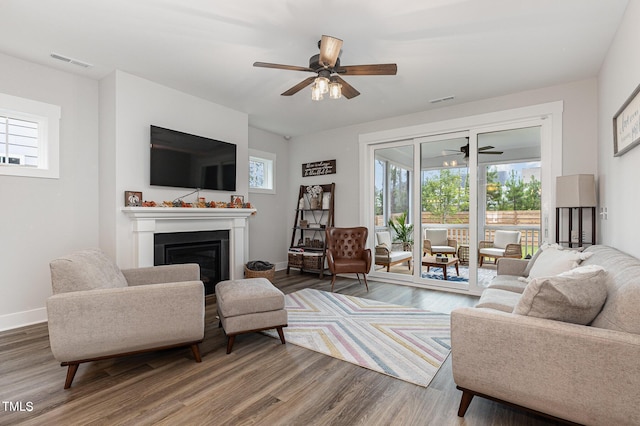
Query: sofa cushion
[[513, 265, 607, 325], [50, 248, 128, 294], [493, 230, 520, 249], [376, 231, 393, 248], [430, 245, 456, 254], [522, 248, 543, 276], [425, 229, 448, 246], [488, 275, 528, 294], [476, 288, 521, 312], [527, 245, 592, 279]]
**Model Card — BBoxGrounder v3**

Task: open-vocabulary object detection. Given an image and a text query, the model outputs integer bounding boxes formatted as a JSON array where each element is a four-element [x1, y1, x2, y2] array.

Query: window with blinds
[[0, 92, 61, 179], [0, 116, 39, 167]]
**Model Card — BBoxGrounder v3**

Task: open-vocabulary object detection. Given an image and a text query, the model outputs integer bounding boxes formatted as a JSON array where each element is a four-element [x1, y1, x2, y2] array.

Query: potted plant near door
[[388, 212, 414, 251]]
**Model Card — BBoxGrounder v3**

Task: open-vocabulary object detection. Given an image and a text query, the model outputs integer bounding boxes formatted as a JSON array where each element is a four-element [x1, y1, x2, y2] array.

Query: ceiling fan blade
[[336, 64, 398, 76], [478, 145, 495, 151], [333, 76, 360, 99], [253, 62, 314, 72], [281, 76, 316, 96], [479, 151, 504, 155], [319, 35, 343, 68]]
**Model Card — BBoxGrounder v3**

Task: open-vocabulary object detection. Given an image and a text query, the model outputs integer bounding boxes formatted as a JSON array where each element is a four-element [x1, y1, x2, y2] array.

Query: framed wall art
[[613, 83, 640, 157]]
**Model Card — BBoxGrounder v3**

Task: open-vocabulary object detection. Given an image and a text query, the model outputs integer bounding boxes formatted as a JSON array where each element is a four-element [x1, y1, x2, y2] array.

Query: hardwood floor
[[0, 272, 562, 425]]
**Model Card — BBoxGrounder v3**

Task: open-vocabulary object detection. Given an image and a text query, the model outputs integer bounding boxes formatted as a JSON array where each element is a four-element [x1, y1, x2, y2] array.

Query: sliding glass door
[[362, 103, 559, 294], [372, 143, 414, 279], [418, 132, 471, 290]]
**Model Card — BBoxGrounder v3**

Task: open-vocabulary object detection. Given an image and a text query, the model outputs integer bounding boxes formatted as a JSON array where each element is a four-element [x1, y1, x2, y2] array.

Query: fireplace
[[122, 206, 255, 283], [154, 230, 230, 295]]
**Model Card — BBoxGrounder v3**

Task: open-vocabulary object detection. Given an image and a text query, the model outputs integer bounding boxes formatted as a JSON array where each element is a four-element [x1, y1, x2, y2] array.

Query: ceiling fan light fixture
[[315, 76, 329, 94], [329, 79, 342, 99], [311, 83, 323, 101]]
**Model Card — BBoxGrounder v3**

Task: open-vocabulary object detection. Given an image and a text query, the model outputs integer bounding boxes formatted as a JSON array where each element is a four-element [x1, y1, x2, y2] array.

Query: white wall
[[598, 0, 640, 257], [247, 127, 290, 268], [99, 70, 249, 268], [0, 53, 99, 331], [289, 79, 598, 232]]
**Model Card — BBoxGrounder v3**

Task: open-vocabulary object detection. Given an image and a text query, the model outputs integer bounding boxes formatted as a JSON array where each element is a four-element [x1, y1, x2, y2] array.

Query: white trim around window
[[0, 92, 61, 179], [249, 148, 276, 194]]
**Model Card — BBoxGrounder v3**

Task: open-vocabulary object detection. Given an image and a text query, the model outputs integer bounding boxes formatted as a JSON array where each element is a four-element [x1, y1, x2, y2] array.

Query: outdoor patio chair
[[478, 230, 522, 266], [423, 228, 458, 257]]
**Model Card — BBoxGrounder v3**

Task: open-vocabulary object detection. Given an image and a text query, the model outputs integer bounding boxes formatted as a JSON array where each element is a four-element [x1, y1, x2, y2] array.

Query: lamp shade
[[556, 174, 596, 207]]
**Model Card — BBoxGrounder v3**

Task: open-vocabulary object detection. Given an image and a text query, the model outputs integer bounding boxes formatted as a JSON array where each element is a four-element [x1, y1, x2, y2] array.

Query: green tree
[[421, 169, 468, 223], [503, 170, 526, 210], [389, 164, 409, 215], [523, 175, 541, 210], [485, 167, 502, 211]]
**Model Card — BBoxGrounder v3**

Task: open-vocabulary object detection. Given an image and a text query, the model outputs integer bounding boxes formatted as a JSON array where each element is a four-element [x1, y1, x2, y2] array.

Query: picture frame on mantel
[[124, 191, 142, 207], [613, 82, 640, 157]]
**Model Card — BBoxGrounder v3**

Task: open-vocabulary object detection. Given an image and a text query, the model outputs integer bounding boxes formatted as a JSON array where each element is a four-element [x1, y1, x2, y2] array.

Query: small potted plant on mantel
[[388, 212, 414, 251]]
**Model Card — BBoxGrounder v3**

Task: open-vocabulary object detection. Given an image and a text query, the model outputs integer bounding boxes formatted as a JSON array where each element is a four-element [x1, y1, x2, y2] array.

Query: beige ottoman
[[216, 278, 287, 354]]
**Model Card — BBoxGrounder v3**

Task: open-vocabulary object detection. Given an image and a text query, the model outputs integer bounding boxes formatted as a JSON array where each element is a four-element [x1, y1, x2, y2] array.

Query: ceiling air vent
[[50, 52, 92, 68], [429, 95, 455, 104]]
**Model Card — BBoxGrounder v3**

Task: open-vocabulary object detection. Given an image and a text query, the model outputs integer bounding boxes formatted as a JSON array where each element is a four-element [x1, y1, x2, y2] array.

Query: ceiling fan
[[253, 35, 397, 100], [443, 140, 503, 159]]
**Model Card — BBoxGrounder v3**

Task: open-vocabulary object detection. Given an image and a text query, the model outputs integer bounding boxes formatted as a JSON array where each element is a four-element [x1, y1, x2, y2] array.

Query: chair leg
[[362, 274, 369, 291], [457, 388, 475, 417], [276, 326, 286, 344], [226, 335, 235, 354], [330, 274, 337, 292], [63, 363, 80, 389], [191, 343, 202, 362], [479, 255, 484, 267]]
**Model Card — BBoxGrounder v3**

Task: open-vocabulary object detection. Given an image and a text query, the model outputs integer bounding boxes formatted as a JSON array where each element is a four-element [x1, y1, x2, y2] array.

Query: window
[[249, 149, 276, 194], [0, 92, 61, 179]]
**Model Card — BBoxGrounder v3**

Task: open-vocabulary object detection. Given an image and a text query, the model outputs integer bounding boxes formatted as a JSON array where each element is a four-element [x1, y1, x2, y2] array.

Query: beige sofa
[[451, 245, 640, 425], [48, 249, 205, 388]]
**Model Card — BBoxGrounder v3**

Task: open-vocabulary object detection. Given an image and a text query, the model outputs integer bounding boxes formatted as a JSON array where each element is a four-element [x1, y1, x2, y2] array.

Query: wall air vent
[[50, 52, 92, 68], [429, 95, 455, 104]]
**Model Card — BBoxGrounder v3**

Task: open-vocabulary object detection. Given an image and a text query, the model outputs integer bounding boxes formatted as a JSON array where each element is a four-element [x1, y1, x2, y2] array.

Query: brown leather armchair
[[325, 227, 372, 292]]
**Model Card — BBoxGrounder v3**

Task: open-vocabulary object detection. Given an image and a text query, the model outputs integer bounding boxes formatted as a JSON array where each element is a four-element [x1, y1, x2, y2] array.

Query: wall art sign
[[302, 159, 336, 177], [613, 83, 640, 157]]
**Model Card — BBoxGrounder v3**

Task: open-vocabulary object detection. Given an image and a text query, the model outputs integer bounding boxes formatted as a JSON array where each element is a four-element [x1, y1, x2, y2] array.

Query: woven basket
[[288, 252, 304, 268], [244, 265, 275, 282], [303, 254, 323, 270]]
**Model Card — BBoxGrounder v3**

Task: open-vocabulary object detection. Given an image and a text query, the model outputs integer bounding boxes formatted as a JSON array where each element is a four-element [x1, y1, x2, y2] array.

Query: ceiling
[[0, 0, 628, 138]]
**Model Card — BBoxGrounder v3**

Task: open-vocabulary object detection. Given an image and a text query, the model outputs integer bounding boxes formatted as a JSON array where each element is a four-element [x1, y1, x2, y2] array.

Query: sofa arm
[[47, 281, 204, 362], [451, 307, 640, 425], [121, 263, 200, 286], [496, 258, 528, 276]]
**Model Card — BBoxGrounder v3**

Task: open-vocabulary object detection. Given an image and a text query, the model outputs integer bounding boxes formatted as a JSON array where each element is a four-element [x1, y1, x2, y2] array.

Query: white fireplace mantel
[[122, 207, 256, 279]]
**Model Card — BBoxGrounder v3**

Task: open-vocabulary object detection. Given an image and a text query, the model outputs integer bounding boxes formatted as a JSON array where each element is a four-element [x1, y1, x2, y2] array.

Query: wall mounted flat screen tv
[[150, 125, 237, 191]]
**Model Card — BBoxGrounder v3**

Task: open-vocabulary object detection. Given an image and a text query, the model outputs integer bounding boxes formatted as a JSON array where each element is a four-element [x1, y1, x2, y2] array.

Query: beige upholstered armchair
[[478, 230, 522, 266], [374, 231, 412, 272], [423, 228, 457, 256], [47, 248, 205, 389]]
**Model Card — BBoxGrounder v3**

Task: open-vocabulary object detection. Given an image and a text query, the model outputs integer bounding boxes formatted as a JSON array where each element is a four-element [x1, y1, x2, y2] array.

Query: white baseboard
[[275, 261, 288, 271], [0, 307, 47, 332]]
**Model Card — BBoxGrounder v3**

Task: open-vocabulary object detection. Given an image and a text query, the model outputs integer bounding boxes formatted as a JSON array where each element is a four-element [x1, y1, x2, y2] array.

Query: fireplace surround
[[122, 207, 256, 285]]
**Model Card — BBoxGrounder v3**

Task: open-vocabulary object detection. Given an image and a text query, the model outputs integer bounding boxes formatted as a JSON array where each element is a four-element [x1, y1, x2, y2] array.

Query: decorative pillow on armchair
[[514, 265, 608, 325]]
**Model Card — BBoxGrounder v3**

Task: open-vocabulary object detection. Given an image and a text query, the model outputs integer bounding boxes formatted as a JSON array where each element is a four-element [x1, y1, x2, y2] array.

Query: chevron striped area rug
[[263, 288, 451, 388]]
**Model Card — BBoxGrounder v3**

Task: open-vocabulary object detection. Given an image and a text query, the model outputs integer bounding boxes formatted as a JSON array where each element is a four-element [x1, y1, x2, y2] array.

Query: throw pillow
[[513, 265, 608, 325], [526, 244, 592, 279], [522, 243, 586, 277]]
